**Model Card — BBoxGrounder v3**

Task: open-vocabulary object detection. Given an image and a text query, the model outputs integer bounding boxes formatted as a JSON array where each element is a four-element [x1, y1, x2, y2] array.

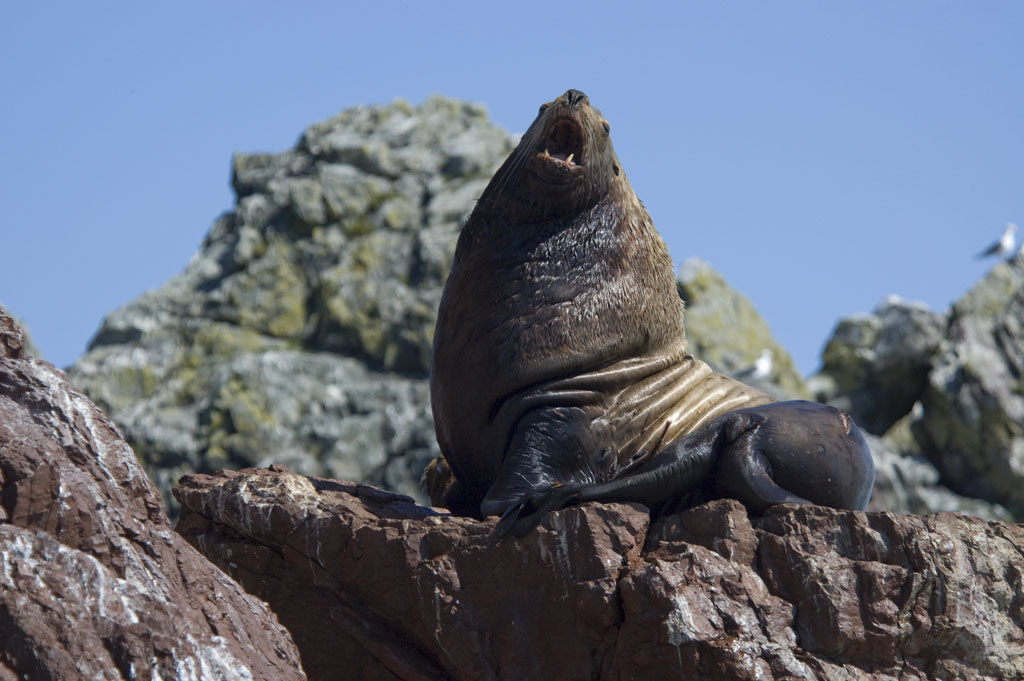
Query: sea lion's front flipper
[[494, 483, 583, 538], [492, 424, 726, 538]]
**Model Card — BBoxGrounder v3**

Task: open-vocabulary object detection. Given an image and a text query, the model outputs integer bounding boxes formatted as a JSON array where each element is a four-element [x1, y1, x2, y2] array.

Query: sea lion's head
[[478, 89, 622, 221]]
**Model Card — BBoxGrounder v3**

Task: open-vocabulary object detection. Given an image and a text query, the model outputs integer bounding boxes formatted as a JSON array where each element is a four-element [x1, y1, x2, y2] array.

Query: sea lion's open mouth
[[532, 118, 584, 180], [543, 119, 583, 165]]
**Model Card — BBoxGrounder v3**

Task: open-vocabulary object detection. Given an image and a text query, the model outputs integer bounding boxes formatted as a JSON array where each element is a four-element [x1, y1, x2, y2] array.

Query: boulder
[[0, 306, 306, 680], [813, 295, 946, 435], [677, 257, 808, 398], [914, 255, 1024, 517], [175, 466, 1024, 681], [67, 96, 513, 512], [813, 255, 1024, 520], [864, 433, 1011, 521]]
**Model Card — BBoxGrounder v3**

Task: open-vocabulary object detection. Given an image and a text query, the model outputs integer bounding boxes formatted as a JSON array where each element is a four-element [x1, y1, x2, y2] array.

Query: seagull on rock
[[751, 348, 774, 380], [976, 223, 1017, 259], [735, 349, 773, 382]]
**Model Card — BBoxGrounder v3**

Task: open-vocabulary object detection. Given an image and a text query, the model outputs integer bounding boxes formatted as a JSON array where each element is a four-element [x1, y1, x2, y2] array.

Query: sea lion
[[428, 89, 874, 536]]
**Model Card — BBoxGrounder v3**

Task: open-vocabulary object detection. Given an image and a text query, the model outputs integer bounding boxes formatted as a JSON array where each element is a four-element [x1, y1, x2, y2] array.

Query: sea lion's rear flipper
[[570, 401, 873, 515], [713, 439, 814, 512]]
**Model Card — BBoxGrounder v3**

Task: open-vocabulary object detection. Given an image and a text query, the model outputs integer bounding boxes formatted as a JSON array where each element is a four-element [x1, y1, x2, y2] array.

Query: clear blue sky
[[2, 2, 1021, 375]]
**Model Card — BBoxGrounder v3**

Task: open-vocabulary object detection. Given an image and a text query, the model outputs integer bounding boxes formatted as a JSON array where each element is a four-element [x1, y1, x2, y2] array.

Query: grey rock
[[314, 228, 437, 371], [68, 97, 517, 515], [232, 149, 313, 198], [677, 257, 809, 398], [813, 294, 947, 435], [865, 431, 1011, 521], [914, 255, 1024, 517], [298, 97, 505, 180], [815, 256, 1024, 519]]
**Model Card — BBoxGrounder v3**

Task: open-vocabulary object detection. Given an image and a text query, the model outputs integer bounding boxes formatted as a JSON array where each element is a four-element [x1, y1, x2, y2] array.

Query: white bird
[[751, 348, 774, 380], [734, 348, 773, 382], [976, 223, 1017, 259]]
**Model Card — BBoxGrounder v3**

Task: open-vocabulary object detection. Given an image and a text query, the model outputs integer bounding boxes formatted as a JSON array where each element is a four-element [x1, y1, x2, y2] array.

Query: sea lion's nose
[[564, 89, 589, 108]]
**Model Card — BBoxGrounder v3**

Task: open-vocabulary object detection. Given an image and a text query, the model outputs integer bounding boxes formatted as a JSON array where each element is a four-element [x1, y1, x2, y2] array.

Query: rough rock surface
[[0, 306, 306, 681], [916, 255, 1024, 517], [66, 97, 801, 514], [678, 258, 808, 398], [813, 295, 947, 435], [864, 433, 1011, 521], [175, 466, 1024, 681], [815, 255, 1024, 519], [0, 307, 41, 359], [67, 96, 514, 510]]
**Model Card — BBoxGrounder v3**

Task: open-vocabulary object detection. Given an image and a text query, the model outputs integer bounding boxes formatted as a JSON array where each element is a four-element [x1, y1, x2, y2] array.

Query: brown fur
[[428, 90, 772, 516]]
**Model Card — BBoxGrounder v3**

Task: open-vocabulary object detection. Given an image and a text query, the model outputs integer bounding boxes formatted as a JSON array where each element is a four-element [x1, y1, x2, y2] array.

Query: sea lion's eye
[[539, 103, 550, 115], [602, 121, 610, 134]]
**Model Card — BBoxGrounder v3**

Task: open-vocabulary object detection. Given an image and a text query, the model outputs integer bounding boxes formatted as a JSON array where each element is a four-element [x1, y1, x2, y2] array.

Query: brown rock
[[0, 310, 26, 360], [755, 507, 1024, 677], [0, 306, 306, 681], [175, 467, 1024, 681], [175, 467, 649, 681], [645, 498, 759, 565]]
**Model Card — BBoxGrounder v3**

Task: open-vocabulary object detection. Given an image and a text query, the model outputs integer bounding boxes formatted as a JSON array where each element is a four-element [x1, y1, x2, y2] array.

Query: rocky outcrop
[[813, 295, 947, 435], [678, 258, 808, 398], [67, 97, 514, 511], [66, 97, 803, 515], [175, 466, 1024, 681], [814, 255, 1024, 519], [864, 433, 1011, 520], [0, 307, 306, 680], [916, 256, 1024, 517]]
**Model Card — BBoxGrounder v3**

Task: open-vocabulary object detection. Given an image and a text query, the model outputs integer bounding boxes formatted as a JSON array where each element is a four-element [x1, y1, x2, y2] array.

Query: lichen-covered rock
[[67, 96, 518, 513], [175, 467, 1024, 681], [864, 432, 1011, 520], [0, 306, 305, 681], [812, 255, 1024, 520], [812, 295, 947, 436], [677, 258, 808, 398], [914, 255, 1024, 517]]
